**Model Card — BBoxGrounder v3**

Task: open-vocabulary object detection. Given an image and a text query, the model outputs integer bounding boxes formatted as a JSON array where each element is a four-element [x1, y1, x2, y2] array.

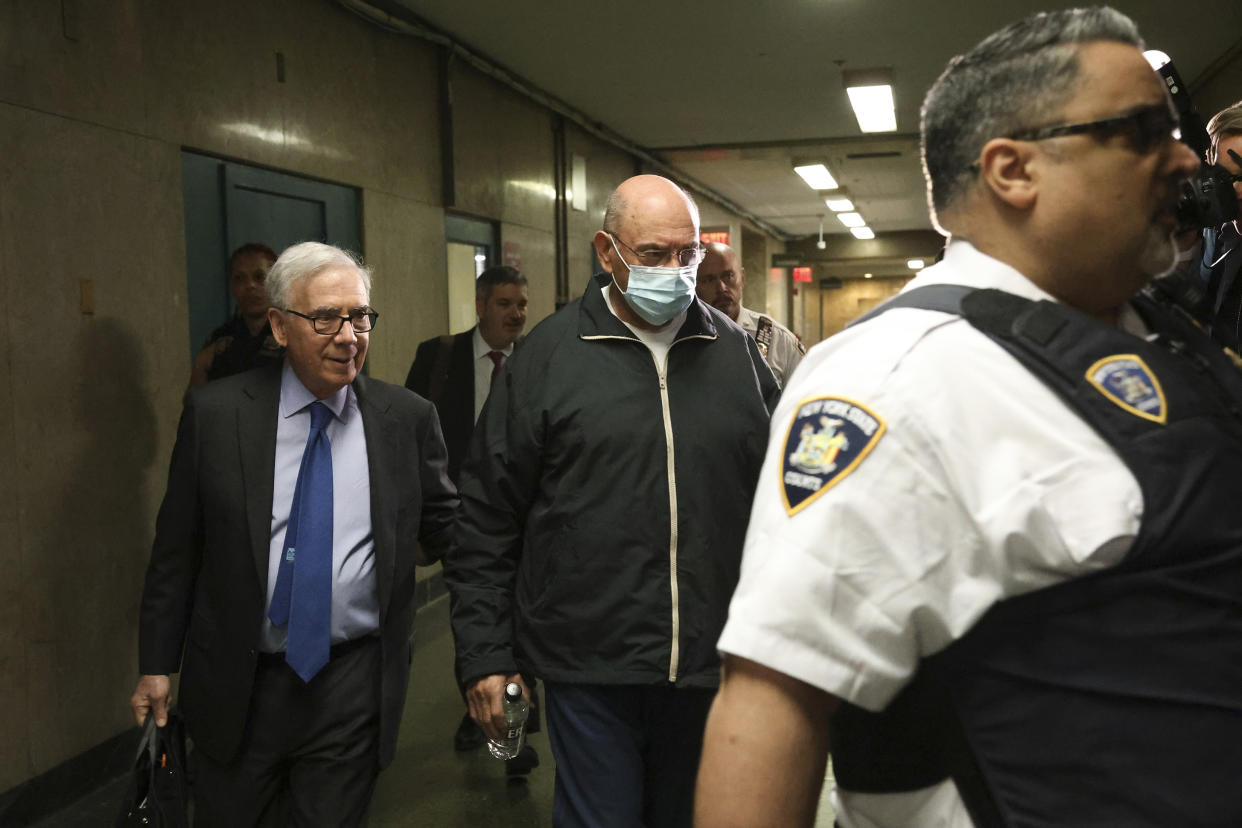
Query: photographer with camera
[[1184, 101, 1242, 348]]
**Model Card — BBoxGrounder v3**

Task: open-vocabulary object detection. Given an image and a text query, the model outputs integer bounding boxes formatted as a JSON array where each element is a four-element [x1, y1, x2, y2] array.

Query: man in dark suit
[[403, 264, 531, 758], [130, 242, 457, 826], [404, 265, 528, 484]]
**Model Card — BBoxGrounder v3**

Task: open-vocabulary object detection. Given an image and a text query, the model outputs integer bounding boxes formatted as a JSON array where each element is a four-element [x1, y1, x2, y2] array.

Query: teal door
[[181, 152, 362, 359]]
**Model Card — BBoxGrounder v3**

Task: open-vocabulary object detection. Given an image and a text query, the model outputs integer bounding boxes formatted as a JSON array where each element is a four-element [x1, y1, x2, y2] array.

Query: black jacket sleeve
[[747, 334, 782, 414], [414, 404, 458, 565], [404, 338, 437, 397], [442, 354, 544, 685], [138, 396, 204, 675]]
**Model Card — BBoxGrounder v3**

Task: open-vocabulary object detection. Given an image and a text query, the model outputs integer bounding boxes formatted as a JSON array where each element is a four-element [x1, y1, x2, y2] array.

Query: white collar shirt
[[717, 239, 1145, 828], [262, 362, 377, 652], [472, 326, 514, 424]]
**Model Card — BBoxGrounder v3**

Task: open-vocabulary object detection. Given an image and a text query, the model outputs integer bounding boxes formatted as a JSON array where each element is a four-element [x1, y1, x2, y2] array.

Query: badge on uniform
[[781, 396, 886, 515], [1085, 354, 1166, 424]]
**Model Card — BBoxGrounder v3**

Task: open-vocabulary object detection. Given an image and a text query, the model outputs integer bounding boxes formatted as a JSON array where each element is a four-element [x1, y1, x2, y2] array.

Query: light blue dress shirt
[[260, 363, 378, 652]]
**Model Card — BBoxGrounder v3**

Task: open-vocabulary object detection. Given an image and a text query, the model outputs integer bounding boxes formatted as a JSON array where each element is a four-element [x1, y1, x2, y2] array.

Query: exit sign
[[793, 266, 813, 283], [700, 230, 730, 245]]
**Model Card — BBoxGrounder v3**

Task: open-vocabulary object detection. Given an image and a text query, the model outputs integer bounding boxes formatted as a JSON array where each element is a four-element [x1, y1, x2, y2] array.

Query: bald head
[[602, 175, 700, 237], [696, 242, 745, 321]]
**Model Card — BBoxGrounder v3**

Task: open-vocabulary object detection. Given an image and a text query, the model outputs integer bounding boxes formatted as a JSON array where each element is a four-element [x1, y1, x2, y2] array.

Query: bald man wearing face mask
[[444, 175, 779, 827]]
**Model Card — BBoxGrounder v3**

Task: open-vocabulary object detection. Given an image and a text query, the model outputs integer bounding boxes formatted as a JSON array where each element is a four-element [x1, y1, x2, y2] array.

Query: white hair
[[265, 242, 372, 309]]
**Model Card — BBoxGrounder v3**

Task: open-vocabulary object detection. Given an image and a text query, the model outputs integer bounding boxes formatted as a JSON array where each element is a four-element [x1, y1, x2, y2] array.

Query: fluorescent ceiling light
[[851, 227, 875, 240], [793, 163, 838, 190], [825, 197, 855, 212], [907, 259, 925, 270], [837, 212, 865, 228], [864, 272, 873, 279], [846, 85, 897, 133]]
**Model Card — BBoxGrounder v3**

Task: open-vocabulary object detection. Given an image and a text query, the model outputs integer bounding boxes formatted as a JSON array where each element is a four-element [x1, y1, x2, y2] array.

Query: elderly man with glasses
[[131, 242, 458, 825], [694, 7, 1242, 828], [445, 174, 778, 827]]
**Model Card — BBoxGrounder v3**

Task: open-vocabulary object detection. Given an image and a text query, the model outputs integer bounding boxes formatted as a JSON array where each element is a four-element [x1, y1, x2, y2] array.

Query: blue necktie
[[268, 401, 334, 682]]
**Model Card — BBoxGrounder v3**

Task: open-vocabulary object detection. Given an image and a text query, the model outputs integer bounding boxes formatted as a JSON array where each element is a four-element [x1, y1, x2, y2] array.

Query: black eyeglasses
[[1006, 104, 1180, 155], [285, 308, 379, 335], [610, 233, 706, 268]]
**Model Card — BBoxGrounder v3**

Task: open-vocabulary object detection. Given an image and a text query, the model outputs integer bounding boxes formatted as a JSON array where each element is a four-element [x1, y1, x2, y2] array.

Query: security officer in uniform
[[696, 8, 1242, 827], [696, 242, 805, 387]]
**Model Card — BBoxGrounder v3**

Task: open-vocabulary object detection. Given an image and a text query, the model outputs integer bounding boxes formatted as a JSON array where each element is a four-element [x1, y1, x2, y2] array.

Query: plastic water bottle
[[487, 682, 529, 759]]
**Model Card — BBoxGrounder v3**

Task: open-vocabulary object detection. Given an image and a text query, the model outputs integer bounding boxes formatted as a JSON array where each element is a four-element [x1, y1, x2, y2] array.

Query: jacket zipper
[[583, 329, 714, 683], [657, 334, 712, 681], [656, 362, 680, 682]]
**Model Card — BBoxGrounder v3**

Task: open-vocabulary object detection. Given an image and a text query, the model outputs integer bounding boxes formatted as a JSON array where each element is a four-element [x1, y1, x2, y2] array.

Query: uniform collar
[[904, 239, 1060, 303]]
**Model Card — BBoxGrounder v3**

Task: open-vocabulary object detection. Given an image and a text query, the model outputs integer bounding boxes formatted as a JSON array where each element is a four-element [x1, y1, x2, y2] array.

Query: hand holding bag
[[114, 709, 190, 828]]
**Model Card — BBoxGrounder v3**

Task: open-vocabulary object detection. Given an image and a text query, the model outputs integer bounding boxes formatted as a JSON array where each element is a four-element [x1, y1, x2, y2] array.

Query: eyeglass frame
[[608, 232, 707, 268], [968, 103, 1182, 173], [283, 307, 379, 335], [1006, 103, 1180, 152]]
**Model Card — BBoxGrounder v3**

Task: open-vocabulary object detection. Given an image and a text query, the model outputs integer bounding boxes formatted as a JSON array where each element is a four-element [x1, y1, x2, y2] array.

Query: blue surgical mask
[[609, 236, 698, 326]]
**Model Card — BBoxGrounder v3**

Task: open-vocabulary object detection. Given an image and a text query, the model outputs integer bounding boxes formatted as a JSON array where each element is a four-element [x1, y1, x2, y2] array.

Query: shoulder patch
[[781, 396, 886, 515], [1085, 354, 1166, 424]]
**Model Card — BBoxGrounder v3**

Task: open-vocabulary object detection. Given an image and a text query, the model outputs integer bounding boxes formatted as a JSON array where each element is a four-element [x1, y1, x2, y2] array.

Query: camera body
[[1156, 57, 1240, 229], [1177, 164, 1239, 230]]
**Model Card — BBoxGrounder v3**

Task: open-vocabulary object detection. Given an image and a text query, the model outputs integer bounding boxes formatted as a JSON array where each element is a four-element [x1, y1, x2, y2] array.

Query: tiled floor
[[35, 596, 836, 826]]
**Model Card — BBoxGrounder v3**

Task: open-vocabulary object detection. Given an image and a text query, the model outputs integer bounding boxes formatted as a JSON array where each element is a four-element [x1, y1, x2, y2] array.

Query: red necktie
[[488, 351, 504, 384]]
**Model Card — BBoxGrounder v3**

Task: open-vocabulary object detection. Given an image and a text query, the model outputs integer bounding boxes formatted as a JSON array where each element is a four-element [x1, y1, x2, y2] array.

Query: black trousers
[[545, 682, 716, 828], [191, 637, 381, 828]]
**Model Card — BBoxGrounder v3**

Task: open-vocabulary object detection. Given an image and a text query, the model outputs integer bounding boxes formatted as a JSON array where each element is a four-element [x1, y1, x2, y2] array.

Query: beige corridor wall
[[0, 0, 787, 795], [0, 0, 446, 790]]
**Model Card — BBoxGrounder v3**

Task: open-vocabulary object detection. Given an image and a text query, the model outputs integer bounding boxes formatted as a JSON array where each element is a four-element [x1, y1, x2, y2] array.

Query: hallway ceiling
[[391, 0, 1242, 241]]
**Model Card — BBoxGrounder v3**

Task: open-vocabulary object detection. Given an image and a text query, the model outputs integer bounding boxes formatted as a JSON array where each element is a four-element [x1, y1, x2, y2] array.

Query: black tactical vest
[[831, 285, 1242, 827]]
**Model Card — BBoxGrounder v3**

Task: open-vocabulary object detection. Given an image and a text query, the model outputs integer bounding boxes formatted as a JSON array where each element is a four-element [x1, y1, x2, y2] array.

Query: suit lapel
[[239, 366, 282, 590], [355, 375, 398, 618]]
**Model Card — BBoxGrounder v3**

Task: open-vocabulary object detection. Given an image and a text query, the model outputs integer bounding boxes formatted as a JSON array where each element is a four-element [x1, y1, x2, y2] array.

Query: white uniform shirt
[[717, 240, 1145, 827], [736, 305, 805, 387]]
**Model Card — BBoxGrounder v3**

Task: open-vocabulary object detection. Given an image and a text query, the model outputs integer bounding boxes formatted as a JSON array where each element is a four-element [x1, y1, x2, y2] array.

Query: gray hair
[[475, 264, 527, 300], [920, 6, 1142, 224], [1207, 100, 1242, 164], [265, 242, 372, 309]]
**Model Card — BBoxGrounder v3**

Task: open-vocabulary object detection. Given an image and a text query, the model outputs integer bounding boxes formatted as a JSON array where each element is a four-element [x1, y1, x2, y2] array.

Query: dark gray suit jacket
[[138, 362, 458, 767], [404, 328, 475, 485]]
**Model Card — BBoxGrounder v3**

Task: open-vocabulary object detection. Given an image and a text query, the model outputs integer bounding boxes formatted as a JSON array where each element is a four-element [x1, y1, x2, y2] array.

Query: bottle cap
[[504, 682, 523, 701]]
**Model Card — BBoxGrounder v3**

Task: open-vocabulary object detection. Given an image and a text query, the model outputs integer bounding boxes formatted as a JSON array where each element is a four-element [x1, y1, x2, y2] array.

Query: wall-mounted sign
[[773, 254, 803, 267], [793, 266, 813, 283], [700, 230, 730, 245]]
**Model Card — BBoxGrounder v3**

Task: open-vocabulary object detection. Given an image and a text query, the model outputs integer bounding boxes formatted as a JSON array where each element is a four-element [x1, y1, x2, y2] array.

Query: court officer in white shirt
[[695, 7, 1242, 828]]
